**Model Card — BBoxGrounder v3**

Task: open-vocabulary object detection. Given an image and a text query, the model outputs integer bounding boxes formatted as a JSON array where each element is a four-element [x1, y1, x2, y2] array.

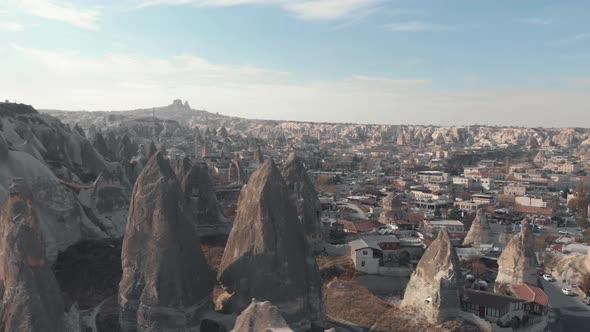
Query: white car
[[562, 288, 575, 296], [543, 274, 554, 282]]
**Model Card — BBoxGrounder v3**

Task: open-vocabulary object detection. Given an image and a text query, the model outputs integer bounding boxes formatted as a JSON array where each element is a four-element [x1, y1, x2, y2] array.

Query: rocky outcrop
[[379, 192, 403, 224], [254, 147, 264, 164], [217, 159, 325, 331], [495, 220, 537, 289], [463, 209, 491, 245], [402, 229, 463, 324], [498, 224, 514, 246], [118, 152, 214, 331], [228, 157, 247, 184], [281, 153, 323, 244], [0, 180, 65, 332], [179, 158, 232, 236], [232, 300, 292, 332], [78, 166, 132, 238]]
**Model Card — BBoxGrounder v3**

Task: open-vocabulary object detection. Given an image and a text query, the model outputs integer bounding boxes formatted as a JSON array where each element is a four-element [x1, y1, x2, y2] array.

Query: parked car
[[582, 297, 590, 305], [543, 274, 554, 282], [558, 230, 568, 235], [562, 288, 575, 296]]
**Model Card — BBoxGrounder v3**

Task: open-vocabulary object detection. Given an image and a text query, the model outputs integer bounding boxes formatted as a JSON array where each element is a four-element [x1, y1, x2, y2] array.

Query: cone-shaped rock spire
[[401, 229, 463, 324], [217, 159, 325, 331], [495, 220, 537, 289], [232, 300, 292, 332], [281, 153, 323, 243], [463, 209, 491, 245], [118, 152, 214, 331], [0, 179, 65, 332]]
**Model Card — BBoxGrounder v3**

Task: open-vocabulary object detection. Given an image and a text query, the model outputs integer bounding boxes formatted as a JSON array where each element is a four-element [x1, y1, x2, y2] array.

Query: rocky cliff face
[[118, 152, 214, 331], [498, 224, 514, 246], [0, 180, 65, 332], [281, 153, 323, 244], [1, 103, 132, 262], [179, 157, 232, 236], [402, 229, 463, 324], [217, 159, 325, 331], [495, 220, 537, 289], [463, 209, 491, 245], [232, 300, 292, 332]]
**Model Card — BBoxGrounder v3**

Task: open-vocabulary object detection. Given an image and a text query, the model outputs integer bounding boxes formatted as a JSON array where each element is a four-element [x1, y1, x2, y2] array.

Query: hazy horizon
[[1, 0, 589, 127]]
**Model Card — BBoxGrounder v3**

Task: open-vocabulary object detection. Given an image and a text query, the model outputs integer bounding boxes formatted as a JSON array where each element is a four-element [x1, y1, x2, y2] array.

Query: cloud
[[5, 44, 590, 127], [0, 22, 24, 31], [550, 32, 590, 46], [16, 0, 100, 30], [135, 0, 384, 20], [383, 21, 453, 32], [521, 17, 552, 26]]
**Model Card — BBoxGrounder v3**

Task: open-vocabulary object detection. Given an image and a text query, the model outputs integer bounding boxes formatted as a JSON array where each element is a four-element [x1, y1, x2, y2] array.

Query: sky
[[0, 0, 589, 127]]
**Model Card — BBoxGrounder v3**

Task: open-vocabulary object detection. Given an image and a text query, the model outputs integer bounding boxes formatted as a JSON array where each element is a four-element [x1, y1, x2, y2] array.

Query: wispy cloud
[[550, 32, 590, 46], [8, 44, 589, 127], [135, 0, 384, 20], [16, 0, 100, 30], [0, 22, 24, 32], [521, 17, 552, 26], [383, 21, 453, 32]]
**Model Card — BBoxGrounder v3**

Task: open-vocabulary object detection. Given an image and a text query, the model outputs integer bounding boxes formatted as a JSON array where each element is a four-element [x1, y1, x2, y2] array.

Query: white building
[[424, 219, 465, 232]]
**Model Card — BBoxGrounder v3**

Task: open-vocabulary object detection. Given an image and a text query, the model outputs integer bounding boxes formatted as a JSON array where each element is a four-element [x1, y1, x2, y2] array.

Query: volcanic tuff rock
[[178, 157, 232, 236], [254, 146, 264, 164], [401, 229, 464, 324], [379, 192, 403, 224], [0, 103, 134, 262], [118, 152, 215, 331], [495, 220, 537, 289], [498, 224, 514, 246], [281, 153, 323, 243], [463, 209, 491, 245], [217, 159, 325, 331], [0, 180, 65, 332], [232, 300, 293, 332]]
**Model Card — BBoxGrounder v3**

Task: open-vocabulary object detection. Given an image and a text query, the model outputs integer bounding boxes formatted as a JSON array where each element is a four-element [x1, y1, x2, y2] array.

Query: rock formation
[[217, 159, 325, 331], [281, 153, 323, 244], [179, 157, 232, 236], [463, 209, 491, 245], [0, 180, 65, 332], [232, 300, 292, 332], [498, 224, 514, 246], [118, 152, 214, 331], [379, 192, 403, 224], [228, 157, 247, 184], [77, 166, 132, 237], [402, 229, 463, 324], [254, 146, 264, 164], [495, 220, 537, 289]]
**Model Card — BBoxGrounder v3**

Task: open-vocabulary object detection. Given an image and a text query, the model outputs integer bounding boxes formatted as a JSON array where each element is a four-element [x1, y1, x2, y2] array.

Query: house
[[504, 185, 527, 196], [513, 205, 553, 219], [461, 289, 526, 326], [348, 235, 401, 274], [424, 219, 465, 232], [510, 284, 549, 317]]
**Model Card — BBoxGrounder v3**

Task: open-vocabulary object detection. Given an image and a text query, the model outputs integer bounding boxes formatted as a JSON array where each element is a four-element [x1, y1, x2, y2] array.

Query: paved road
[[540, 279, 590, 331]]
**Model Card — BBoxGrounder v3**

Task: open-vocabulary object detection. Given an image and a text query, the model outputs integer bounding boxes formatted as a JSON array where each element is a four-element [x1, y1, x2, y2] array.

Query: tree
[[448, 207, 462, 220], [470, 258, 487, 280]]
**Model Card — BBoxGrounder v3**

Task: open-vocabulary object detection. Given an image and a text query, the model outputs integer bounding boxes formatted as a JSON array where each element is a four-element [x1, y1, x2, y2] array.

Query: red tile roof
[[511, 284, 549, 306], [337, 219, 381, 232], [513, 205, 553, 216]]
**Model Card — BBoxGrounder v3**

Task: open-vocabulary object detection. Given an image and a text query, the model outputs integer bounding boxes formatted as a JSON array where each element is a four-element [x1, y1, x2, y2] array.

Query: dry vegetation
[[325, 279, 483, 332], [316, 255, 357, 283], [325, 279, 391, 328]]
